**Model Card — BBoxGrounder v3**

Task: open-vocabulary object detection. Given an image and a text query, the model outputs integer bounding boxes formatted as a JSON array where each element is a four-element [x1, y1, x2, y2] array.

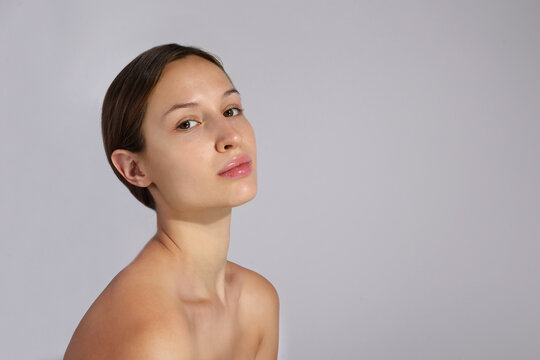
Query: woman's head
[[102, 44, 257, 212]]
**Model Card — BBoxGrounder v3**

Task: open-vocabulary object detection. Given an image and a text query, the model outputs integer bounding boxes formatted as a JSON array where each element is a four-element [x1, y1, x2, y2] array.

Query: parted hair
[[101, 44, 226, 210]]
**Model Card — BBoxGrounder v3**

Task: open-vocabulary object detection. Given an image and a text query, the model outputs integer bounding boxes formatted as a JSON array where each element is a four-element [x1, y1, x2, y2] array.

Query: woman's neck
[[148, 207, 232, 303]]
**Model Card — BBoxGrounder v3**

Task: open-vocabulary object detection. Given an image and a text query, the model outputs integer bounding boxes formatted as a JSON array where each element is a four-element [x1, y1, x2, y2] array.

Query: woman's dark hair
[[101, 44, 226, 210]]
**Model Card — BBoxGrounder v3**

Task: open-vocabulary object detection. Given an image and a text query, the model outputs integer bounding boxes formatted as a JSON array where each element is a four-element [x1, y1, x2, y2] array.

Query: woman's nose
[[214, 115, 242, 152]]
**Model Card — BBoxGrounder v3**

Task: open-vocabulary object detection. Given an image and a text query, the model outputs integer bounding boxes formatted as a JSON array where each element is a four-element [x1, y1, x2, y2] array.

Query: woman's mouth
[[218, 154, 252, 178], [218, 161, 252, 178]]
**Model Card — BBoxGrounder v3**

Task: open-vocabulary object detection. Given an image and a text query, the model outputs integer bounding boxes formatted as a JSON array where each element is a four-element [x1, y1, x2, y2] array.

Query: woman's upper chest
[[183, 282, 261, 359]]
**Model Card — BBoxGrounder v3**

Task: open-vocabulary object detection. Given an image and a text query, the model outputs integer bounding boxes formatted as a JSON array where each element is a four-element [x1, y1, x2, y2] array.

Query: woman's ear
[[110, 149, 152, 188]]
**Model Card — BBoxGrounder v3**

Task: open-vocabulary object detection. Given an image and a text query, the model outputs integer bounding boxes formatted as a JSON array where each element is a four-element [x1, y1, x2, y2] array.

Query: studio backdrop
[[1, 1, 539, 359]]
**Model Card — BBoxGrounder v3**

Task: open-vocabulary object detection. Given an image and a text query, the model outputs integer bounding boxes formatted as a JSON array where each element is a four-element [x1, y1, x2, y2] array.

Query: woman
[[64, 44, 279, 359]]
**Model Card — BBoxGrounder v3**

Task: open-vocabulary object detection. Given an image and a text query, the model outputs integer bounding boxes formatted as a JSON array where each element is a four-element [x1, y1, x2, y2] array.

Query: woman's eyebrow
[[223, 88, 240, 97], [162, 101, 197, 119], [162, 88, 240, 119]]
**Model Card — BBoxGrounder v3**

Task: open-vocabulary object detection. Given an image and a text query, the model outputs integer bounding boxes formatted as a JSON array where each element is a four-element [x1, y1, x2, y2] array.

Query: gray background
[[1, 0, 539, 359]]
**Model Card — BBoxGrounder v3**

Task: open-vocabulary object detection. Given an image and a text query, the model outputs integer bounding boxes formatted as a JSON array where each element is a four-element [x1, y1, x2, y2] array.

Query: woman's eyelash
[[224, 107, 244, 117], [176, 119, 200, 130]]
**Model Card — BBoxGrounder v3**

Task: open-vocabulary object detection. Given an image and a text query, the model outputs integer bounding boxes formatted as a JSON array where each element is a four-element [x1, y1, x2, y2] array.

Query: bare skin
[[64, 56, 279, 359]]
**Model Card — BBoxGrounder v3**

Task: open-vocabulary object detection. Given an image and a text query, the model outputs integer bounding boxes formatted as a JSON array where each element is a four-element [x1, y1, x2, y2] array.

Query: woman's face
[[139, 55, 257, 214]]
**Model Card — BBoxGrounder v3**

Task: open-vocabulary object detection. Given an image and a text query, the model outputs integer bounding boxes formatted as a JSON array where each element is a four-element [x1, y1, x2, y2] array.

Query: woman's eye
[[176, 120, 199, 131], [223, 107, 243, 117]]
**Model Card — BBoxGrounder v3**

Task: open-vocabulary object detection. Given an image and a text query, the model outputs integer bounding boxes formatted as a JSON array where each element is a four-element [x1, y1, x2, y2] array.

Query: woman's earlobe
[[111, 149, 151, 188]]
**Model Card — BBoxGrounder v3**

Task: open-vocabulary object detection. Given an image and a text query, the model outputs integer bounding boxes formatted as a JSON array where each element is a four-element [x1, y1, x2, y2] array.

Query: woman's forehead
[[159, 56, 231, 89], [145, 56, 236, 118]]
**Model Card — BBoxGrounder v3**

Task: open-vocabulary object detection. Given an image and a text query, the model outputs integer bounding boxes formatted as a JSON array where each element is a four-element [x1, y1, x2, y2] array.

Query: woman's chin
[[230, 185, 257, 207]]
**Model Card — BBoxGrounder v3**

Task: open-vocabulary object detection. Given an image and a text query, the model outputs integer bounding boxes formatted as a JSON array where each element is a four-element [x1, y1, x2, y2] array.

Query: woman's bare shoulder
[[226, 261, 279, 326], [227, 261, 280, 358], [227, 261, 279, 302], [64, 264, 193, 359]]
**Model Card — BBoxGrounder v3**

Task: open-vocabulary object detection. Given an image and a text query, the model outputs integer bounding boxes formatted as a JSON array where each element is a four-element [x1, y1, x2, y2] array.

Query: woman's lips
[[218, 154, 252, 178], [218, 161, 252, 178]]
